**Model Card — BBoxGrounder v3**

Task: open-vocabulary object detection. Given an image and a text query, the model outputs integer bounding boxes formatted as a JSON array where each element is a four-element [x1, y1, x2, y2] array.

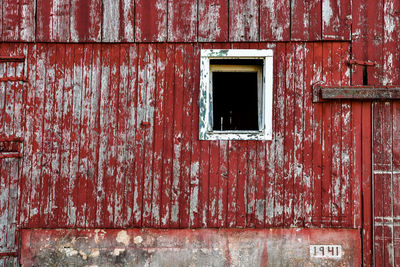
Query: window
[[199, 49, 273, 140]]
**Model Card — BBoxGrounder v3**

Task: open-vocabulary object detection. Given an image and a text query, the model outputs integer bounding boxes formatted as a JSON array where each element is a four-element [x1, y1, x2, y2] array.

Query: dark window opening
[[212, 72, 259, 131]]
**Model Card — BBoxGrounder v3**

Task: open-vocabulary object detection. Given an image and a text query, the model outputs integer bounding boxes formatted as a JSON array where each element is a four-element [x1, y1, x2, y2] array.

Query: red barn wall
[[1, 41, 360, 230], [1, 0, 400, 266]]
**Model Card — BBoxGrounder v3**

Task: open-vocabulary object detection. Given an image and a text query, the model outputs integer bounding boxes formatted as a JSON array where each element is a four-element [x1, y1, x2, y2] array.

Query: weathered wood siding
[[0, 41, 361, 231], [1, 0, 400, 266], [1, 0, 352, 42]]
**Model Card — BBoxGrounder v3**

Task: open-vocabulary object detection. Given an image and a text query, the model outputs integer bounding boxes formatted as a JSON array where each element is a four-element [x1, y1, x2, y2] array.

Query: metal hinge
[[0, 56, 25, 62]]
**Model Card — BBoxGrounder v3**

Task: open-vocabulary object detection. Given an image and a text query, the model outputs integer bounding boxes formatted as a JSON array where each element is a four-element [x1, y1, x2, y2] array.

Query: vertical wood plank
[[208, 137, 220, 227], [189, 44, 201, 228], [322, 0, 352, 40], [2, 0, 35, 41], [260, 0, 290, 41], [330, 42, 341, 227], [135, 0, 167, 42], [151, 43, 167, 227], [179, 44, 195, 228], [198, 0, 228, 42], [291, 0, 321, 40], [76, 44, 93, 227], [114, 44, 129, 227], [227, 140, 238, 227], [303, 42, 314, 227], [167, 0, 198, 42], [70, 0, 102, 42], [246, 140, 257, 228], [46, 44, 64, 227], [139, 44, 157, 227], [160, 44, 175, 228], [218, 140, 228, 227], [339, 43, 353, 227], [85, 44, 101, 228], [96, 44, 111, 227], [293, 43, 305, 227], [229, 0, 259, 41], [76, 45, 92, 227], [39, 44, 56, 227], [115, 45, 127, 227], [54, 44, 71, 227], [170, 44, 184, 227], [28, 44, 46, 227], [104, 45, 119, 228], [273, 42, 286, 227], [312, 42, 323, 227], [102, 0, 135, 42], [321, 43, 333, 227], [283, 43, 295, 227], [69, 45, 84, 227], [124, 44, 139, 226]]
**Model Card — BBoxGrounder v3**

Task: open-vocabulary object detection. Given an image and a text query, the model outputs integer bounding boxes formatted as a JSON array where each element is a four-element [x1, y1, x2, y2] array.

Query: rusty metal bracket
[[0, 77, 29, 83], [0, 56, 25, 62], [313, 84, 400, 102], [348, 59, 376, 66]]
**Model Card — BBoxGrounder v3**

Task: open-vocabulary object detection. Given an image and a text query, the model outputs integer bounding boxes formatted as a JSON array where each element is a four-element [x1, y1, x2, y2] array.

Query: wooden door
[[0, 53, 26, 266]]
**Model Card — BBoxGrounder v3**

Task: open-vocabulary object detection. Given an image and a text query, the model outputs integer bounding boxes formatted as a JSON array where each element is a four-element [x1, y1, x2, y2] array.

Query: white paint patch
[[79, 251, 87, 260], [113, 248, 126, 256], [60, 247, 78, 257], [89, 248, 100, 258], [322, 0, 333, 27], [116, 230, 130, 246], [134, 235, 143, 244]]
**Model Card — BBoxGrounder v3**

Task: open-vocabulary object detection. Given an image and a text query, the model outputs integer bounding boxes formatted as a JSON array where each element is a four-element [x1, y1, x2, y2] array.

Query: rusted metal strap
[[0, 153, 22, 159], [0, 56, 25, 62], [348, 59, 376, 66], [313, 85, 400, 102], [0, 252, 18, 257], [0, 77, 28, 82]]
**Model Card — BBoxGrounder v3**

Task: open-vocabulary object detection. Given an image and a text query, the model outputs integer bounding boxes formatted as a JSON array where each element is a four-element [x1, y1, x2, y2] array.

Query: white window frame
[[199, 49, 273, 140]]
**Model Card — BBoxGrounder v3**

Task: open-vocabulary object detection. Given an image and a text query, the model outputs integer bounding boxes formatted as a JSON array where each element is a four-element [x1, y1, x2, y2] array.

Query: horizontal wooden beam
[[313, 85, 400, 102], [0, 153, 22, 159], [0, 136, 23, 142], [0, 252, 18, 257]]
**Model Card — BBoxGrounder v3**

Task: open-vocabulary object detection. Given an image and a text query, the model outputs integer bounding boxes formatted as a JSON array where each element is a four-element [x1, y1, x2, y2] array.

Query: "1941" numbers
[[309, 245, 342, 259]]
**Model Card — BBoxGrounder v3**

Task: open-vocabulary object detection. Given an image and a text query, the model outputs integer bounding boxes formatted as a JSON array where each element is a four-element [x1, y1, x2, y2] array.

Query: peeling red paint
[[0, 0, 399, 266]]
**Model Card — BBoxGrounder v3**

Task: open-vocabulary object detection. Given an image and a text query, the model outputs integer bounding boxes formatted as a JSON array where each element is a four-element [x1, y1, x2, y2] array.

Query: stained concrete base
[[21, 228, 361, 266]]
